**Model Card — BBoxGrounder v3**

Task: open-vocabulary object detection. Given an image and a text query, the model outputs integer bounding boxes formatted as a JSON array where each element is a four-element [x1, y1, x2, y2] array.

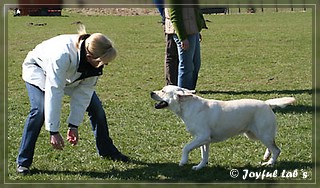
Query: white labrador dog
[[150, 85, 295, 170]]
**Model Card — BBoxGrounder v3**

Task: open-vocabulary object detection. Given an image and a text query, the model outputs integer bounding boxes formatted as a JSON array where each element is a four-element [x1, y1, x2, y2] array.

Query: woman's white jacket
[[22, 34, 100, 132]]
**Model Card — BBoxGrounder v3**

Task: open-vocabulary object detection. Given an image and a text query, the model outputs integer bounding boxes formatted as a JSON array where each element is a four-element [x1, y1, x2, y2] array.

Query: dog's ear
[[177, 91, 193, 102], [178, 87, 194, 94]]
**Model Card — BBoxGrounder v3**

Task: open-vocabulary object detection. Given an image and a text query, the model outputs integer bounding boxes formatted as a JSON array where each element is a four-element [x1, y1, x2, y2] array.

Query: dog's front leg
[[179, 144, 191, 166], [179, 136, 211, 169]]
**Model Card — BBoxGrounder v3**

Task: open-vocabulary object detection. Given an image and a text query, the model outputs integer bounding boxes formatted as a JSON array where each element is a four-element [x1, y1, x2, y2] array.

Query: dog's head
[[150, 85, 194, 112]]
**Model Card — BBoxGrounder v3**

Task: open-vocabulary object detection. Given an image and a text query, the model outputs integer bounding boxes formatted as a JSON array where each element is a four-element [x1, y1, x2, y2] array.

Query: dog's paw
[[192, 165, 203, 171], [260, 161, 274, 167]]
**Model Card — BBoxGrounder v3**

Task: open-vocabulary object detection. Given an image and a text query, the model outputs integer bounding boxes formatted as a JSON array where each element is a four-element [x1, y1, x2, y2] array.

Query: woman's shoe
[[103, 153, 130, 162], [16, 165, 30, 175]]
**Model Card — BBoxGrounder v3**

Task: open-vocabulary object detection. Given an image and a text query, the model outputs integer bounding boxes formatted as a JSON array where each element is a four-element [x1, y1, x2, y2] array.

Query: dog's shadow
[[30, 160, 313, 183]]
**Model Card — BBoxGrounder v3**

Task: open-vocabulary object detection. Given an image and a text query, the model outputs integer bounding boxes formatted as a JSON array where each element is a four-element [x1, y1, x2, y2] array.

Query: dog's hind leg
[[263, 148, 271, 161], [244, 131, 258, 140], [260, 139, 281, 166], [192, 143, 210, 170], [201, 144, 210, 164], [245, 131, 272, 161]]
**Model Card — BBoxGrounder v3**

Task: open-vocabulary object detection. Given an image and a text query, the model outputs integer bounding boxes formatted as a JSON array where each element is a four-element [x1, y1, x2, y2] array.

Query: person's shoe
[[16, 165, 30, 175], [104, 153, 130, 162]]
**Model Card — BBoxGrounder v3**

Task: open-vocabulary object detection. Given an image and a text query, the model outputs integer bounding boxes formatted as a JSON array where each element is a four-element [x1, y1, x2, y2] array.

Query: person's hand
[[50, 133, 65, 150], [181, 39, 190, 50], [67, 128, 79, 146]]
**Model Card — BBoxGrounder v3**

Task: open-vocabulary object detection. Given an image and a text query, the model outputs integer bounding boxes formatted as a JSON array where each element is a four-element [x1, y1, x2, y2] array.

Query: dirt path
[[64, 8, 159, 16]]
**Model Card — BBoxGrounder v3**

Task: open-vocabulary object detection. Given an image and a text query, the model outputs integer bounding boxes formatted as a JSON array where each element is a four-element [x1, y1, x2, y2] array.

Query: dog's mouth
[[154, 101, 169, 109]]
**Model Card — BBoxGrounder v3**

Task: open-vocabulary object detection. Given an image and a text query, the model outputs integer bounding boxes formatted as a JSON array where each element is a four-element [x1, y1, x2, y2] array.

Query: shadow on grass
[[199, 89, 315, 114], [198, 89, 314, 96], [30, 160, 314, 183], [272, 104, 314, 114]]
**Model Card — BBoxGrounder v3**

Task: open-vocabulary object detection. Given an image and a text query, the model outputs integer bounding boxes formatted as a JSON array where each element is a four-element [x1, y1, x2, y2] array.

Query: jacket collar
[[76, 40, 103, 81]]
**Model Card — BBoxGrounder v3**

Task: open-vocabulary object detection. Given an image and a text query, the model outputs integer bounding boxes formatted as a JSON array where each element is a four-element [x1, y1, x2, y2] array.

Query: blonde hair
[[76, 24, 117, 65]]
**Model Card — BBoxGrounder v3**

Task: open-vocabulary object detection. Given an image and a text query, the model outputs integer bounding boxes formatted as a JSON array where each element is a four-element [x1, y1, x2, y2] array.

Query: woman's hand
[[67, 128, 79, 146], [50, 133, 65, 150]]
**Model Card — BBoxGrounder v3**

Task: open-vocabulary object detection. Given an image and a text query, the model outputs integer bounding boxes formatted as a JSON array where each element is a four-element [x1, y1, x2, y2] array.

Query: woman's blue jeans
[[16, 82, 119, 168], [173, 33, 201, 90]]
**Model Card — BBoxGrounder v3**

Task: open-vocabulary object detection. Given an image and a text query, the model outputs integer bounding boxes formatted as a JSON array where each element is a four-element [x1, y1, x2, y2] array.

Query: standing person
[[165, 0, 207, 90], [153, 0, 165, 22], [154, 0, 179, 86], [16, 24, 129, 175]]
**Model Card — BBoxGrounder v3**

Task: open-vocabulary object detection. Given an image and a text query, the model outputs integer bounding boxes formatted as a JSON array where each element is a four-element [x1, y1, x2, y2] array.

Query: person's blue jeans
[[173, 33, 201, 90], [16, 83, 45, 168], [16, 82, 119, 168], [87, 92, 119, 157]]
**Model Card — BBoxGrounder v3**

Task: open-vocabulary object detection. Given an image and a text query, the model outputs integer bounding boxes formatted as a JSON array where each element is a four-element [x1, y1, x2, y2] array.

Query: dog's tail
[[265, 97, 296, 109]]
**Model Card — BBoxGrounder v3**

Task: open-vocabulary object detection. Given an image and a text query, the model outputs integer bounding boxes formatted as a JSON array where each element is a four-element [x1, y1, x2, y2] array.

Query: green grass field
[[6, 9, 314, 183]]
